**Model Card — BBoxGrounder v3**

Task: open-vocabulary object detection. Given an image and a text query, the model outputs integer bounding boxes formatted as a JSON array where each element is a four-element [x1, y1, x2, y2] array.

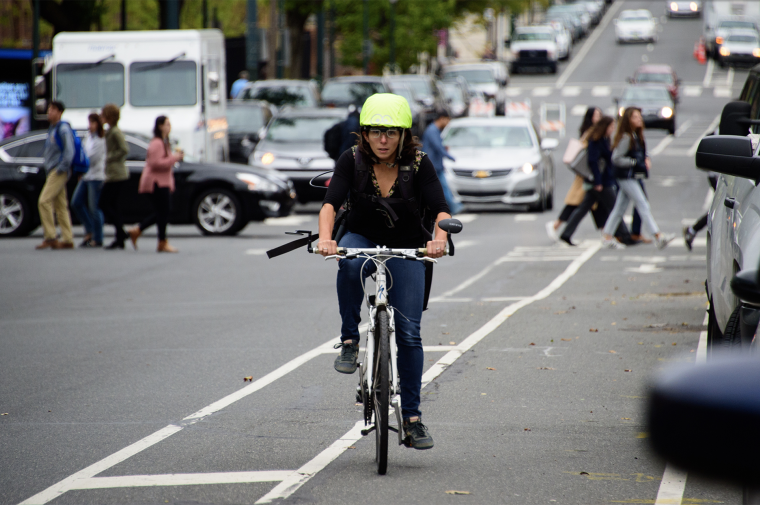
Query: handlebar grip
[[312, 247, 346, 255], [417, 247, 450, 257]]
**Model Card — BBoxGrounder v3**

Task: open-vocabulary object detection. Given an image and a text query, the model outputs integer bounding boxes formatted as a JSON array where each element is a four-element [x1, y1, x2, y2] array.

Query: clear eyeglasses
[[368, 128, 400, 139]]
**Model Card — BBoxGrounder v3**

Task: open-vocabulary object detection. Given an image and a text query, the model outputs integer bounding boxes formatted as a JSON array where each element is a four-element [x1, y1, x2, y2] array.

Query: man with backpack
[[36, 101, 76, 250]]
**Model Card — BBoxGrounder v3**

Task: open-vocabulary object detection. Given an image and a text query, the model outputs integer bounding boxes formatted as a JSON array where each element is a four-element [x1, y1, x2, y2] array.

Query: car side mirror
[[541, 138, 559, 150], [504, 39, 511, 48], [719, 101, 759, 136], [695, 135, 757, 178], [257, 127, 266, 140], [500, 79, 508, 87], [731, 270, 760, 306], [648, 358, 760, 485]]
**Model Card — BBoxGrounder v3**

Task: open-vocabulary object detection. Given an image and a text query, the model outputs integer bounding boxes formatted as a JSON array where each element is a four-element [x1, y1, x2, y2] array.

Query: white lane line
[[650, 135, 674, 156], [506, 87, 523, 97], [713, 87, 731, 98], [653, 313, 708, 504], [514, 214, 537, 221], [19, 425, 184, 505], [726, 66, 735, 88], [688, 114, 721, 156], [555, 0, 624, 88], [674, 118, 692, 137], [264, 216, 313, 226], [454, 239, 477, 250], [532, 87, 552, 97], [70, 471, 293, 490], [702, 58, 715, 88], [571, 104, 588, 116], [591, 86, 611, 97], [683, 86, 702, 97], [562, 86, 581, 97], [654, 466, 688, 505], [259, 241, 603, 504], [454, 213, 479, 224], [481, 296, 528, 302], [20, 335, 346, 504]]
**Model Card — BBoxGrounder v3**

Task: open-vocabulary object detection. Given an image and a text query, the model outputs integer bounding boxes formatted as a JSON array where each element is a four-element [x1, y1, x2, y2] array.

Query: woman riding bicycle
[[317, 93, 451, 450]]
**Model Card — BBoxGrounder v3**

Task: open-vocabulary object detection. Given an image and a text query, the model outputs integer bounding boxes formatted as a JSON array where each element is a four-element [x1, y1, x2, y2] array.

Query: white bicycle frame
[[326, 246, 436, 445]]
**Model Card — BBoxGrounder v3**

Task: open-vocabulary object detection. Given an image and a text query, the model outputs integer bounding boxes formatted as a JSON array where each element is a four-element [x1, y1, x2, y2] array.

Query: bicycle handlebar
[[310, 246, 447, 260]]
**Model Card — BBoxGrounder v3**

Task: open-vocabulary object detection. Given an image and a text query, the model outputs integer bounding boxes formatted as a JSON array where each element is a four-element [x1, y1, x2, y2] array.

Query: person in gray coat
[[601, 107, 674, 250]]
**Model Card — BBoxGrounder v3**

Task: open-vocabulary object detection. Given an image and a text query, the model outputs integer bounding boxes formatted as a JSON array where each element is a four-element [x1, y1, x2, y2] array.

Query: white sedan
[[615, 9, 658, 44]]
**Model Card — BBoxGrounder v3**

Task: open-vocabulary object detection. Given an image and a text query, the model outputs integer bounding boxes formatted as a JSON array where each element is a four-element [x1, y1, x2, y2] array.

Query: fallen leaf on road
[[529, 342, 536, 346], [555, 310, 567, 314], [611, 301, 616, 305], [449, 341, 456, 345], [690, 349, 695, 353], [621, 417, 631, 420], [624, 369, 632, 372], [445, 491, 471, 495], [589, 328, 598, 332], [672, 343, 677, 346], [442, 332, 449, 335], [537, 367, 555, 370], [561, 338, 572, 341], [682, 322, 688, 326], [524, 428, 531, 431], [609, 350, 617, 354], [243, 376, 253, 382], [0, 413, 8, 416], [580, 471, 590, 476], [481, 393, 487, 395], [348, 446, 356, 449], [486, 367, 496, 371], [638, 342, 644, 345]]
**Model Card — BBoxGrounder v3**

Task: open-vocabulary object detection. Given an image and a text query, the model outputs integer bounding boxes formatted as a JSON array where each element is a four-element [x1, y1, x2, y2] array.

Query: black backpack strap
[[396, 153, 433, 242], [353, 147, 370, 195]]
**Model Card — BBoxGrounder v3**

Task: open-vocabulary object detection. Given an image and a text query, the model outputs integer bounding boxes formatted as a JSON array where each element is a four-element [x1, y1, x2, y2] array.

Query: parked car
[[441, 62, 509, 115], [546, 11, 583, 42], [320, 76, 390, 108], [615, 9, 658, 44], [441, 116, 558, 211], [548, 4, 591, 36], [705, 16, 760, 59], [248, 107, 346, 203], [237, 79, 320, 109], [388, 74, 449, 124], [666, 0, 701, 17], [717, 28, 760, 68], [629, 64, 680, 102], [387, 82, 426, 137], [507, 25, 560, 75], [542, 20, 573, 60], [226, 101, 274, 164], [615, 84, 676, 134], [0, 130, 295, 237]]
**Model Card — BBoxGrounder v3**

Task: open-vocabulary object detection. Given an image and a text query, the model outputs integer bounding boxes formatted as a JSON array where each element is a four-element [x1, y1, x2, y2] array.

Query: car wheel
[[550, 62, 558, 74], [707, 297, 723, 359], [722, 305, 743, 353], [193, 188, 245, 236], [545, 190, 554, 211], [668, 122, 676, 135], [0, 190, 34, 237]]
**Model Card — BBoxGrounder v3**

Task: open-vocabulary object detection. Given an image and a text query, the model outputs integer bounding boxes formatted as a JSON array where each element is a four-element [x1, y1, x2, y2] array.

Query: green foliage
[[333, 0, 456, 74]]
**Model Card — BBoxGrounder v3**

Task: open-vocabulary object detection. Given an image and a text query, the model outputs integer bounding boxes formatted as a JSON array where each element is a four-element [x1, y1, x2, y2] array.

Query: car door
[[122, 136, 150, 224]]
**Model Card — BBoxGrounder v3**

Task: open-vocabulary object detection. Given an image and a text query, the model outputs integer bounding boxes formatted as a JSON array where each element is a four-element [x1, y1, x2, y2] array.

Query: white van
[[50, 30, 228, 162]]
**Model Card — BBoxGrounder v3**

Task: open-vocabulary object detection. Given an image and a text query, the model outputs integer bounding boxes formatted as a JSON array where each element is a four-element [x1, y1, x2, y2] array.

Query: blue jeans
[[603, 179, 659, 237], [71, 180, 104, 244], [631, 180, 647, 236], [337, 231, 425, 419], [435, 167, 463, 215]]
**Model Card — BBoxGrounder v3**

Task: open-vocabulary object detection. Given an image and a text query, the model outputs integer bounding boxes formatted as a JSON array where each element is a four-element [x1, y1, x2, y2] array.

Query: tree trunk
[[285, 10, 309, 79], [158, 0, 185, 30], [37, 0, 100, 34]]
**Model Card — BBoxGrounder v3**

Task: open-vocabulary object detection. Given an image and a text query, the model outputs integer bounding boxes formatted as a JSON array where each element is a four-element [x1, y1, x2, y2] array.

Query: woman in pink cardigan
[[128, 116, 183, 252]]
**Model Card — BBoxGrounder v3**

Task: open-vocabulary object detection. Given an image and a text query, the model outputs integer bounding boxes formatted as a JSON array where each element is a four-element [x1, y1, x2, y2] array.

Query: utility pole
[[121, 0, 127, 30], [276, 0, 284, 78], [329, 0, 335, 78], [166, 0, 179, 29], [317, 7, 325, 82], [202, 0, 208, 28], [247, 0, 258, 79], [362, 0, 369, 74], [31, 0, 40, 130], [389, 0, 397, 72]]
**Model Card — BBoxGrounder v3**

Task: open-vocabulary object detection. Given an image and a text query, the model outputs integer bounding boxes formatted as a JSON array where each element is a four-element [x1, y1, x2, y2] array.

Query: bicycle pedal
[[402, 437, 413, 448]]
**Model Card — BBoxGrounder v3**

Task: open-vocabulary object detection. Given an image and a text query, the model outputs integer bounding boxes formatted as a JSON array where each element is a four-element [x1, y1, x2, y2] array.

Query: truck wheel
[[193, 188, 245, 236], [0, 190, 34, 237]]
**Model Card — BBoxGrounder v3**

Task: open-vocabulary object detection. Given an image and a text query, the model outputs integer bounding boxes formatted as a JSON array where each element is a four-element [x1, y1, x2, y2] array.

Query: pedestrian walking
[[559, 116, 619, 245], [99, 103, 130, 250], [546, 107, 600, 241], [70, 113, 106, 248], [128, 116, 183, 253], [230, 70, 249, 99], [683, 173, 718, 250], [601, 107, 674, 249], [339, 105, 361, 155], [629, 182, 652, 243], [35, 101, 75, 250], [422, 110, 463, 215]]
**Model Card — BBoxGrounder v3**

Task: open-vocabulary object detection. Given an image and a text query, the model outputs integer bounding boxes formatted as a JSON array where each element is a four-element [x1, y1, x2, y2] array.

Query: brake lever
[[447, 232, 455, 257]]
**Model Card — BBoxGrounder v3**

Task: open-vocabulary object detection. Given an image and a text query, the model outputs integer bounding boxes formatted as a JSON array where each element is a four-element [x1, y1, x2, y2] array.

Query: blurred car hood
[[445, 146, 538, 168], [255, 140, 330, 158]]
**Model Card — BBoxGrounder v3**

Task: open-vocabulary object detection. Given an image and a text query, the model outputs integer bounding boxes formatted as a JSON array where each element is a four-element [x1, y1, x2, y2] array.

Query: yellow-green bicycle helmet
[[359, 93, 413, 129]]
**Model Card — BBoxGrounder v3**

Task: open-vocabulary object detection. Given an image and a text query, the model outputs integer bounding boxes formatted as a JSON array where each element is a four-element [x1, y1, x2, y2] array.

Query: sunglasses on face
[[368, 128, 401, 139]]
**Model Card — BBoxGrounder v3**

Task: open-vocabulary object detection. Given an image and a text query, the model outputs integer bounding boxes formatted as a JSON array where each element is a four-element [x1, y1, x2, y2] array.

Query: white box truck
[[50, 29, 228, 162]]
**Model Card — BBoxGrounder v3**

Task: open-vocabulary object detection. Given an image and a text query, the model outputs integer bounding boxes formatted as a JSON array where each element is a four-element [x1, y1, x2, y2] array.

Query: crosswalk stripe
[[562, 86, 581, 97], [591, 86, 611, 97], [571, 104, 588, 116], [713, 87, 731, 97], [532, 87, 552, 97], [683, 85, 702, 97], [506, 87, 523, 97]]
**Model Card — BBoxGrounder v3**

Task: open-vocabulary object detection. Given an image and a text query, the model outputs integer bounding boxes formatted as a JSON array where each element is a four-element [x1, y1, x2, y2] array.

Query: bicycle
[[307, 218, 464, 475]]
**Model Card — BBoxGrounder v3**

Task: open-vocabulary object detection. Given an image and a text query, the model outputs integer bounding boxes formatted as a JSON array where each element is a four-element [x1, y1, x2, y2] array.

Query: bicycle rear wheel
[[374, 306, 390, 475]]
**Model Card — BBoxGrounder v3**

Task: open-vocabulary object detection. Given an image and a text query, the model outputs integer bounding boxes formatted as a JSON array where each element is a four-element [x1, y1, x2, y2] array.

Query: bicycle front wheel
[[374, 306, 390, 475]]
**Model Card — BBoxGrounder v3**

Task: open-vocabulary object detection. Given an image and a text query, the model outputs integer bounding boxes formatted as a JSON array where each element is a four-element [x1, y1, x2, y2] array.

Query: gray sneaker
[[403, 419, 434, 450], [655, 232, 675, 250], [333, 341, 359, 374]]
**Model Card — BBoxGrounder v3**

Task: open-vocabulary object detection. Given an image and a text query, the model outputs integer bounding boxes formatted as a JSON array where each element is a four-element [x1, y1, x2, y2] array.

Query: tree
[[37, 0, 104, 34]]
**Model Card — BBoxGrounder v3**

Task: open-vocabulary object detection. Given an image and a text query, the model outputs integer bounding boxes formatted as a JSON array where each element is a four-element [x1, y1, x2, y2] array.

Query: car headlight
[[719, 47, 730, 56], [754, 48, 760, 57], [660, 107, 673, 119], [670, 2, 678, 11], [521, 163, 534, 174], [690, 2, 698, 11], [236, 172, 280, 192], [259, 152, 275, 165], [716, 36, 723, 45]]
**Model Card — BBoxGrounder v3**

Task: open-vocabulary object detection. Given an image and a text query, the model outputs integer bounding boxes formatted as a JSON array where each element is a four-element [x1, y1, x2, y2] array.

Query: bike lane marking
[[255, 241, 603, 504]]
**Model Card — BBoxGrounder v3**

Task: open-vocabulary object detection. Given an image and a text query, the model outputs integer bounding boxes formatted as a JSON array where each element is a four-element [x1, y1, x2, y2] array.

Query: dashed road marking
[[532, 87, 552, 97], [506, 87, 523, 97], [562, 86, 581, 97], [591, 86, 611, 97], [571, 104, 588, 116], [683, 85, 702, 97], [713, 87, 731, 98], [515, 214, 537, 221]]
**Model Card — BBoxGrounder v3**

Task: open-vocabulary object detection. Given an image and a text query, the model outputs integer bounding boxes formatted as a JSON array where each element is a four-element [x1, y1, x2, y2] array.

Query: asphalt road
[[0, 1, 747, 504]]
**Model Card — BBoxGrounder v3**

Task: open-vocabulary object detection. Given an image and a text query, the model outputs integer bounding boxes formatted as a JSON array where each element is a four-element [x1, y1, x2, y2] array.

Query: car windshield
[[720, 21, 756, 30], [266, 116, 342, 143], [622, 87, 671, 101], [444, 69, 494, 84], [620, 13, 651, 22], [441, 84, 465, 104], [243, 85, 313, 107], [394, 78, 432, 98], [130, 61, 197, 107], [727, 34, 758, 43], [444, 125, 534, 148], [227, 107, 267, 133], [636, 72, 674, 84], [514, 31, 554, 41], [55, 62, 125, 108], [321, 82, 385, 104]]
